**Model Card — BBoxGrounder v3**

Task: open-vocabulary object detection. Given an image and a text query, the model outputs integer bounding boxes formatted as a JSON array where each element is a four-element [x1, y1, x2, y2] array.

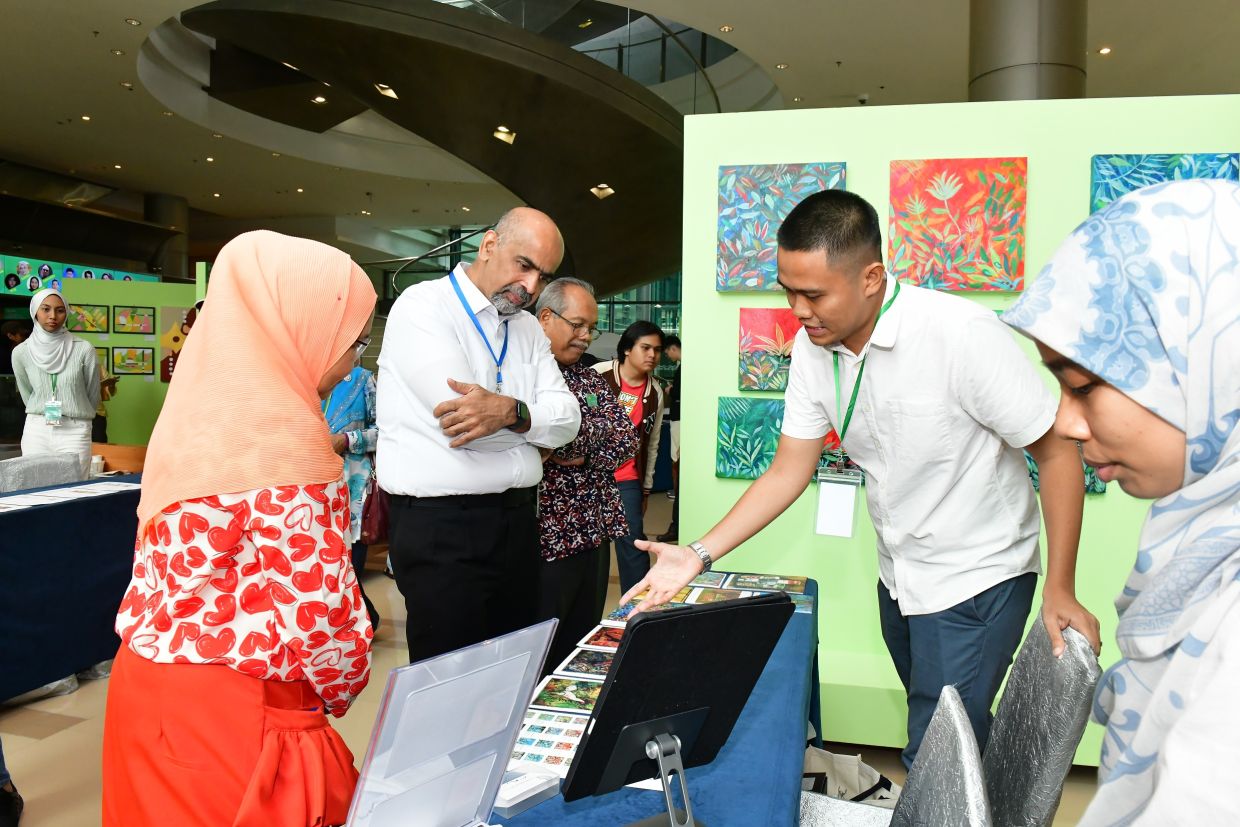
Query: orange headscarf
[[137, 230, 376, 527]]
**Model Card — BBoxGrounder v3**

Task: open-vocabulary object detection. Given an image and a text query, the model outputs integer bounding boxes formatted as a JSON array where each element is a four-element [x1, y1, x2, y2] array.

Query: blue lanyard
[[449, 268, 510, 390]]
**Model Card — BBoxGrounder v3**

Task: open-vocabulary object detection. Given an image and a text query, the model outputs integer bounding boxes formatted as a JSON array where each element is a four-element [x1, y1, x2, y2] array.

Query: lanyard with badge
[[449, 269, 510, 393], [815, 281, 900, 537], [44, 373, 63, 427]]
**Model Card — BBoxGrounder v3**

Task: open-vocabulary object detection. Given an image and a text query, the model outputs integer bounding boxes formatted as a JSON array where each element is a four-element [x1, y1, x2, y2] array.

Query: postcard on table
[[553, 648, 614, 679], [603, 587, 693, 625], [689, 571, 729, 588], [687, 588, 750, 605], [529, 675, 604, 715], [724, 573, 808, 593], [576, 625, 625, 652]]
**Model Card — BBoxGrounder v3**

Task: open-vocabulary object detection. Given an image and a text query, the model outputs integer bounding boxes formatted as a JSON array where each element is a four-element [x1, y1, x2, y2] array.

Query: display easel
[[561, 593, 794, 826]]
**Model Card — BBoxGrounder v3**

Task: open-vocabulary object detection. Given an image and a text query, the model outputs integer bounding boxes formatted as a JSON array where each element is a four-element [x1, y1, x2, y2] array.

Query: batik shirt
[[538, 362, 637, 562], [115, 478, 372, 717], [323, 366, 378, 544]]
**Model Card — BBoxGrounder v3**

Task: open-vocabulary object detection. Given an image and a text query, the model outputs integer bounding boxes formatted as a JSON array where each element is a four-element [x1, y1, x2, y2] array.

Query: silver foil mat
[[982, 616, 1101, 826], [800, 791, 894, 827], [0, 452, 84, 493], [890, 685, 992, 826]]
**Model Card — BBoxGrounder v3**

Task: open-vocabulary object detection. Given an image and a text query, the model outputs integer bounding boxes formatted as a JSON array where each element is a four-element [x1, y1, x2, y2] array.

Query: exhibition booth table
[[499, 579, 821, 826], [0, 474, 141, 700]]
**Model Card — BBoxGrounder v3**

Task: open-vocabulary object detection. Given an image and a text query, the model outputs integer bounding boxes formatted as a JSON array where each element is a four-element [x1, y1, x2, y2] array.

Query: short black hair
[[617, 320, 664, 363], [777, 189, 882, 265], [663, 334, 681, 349]]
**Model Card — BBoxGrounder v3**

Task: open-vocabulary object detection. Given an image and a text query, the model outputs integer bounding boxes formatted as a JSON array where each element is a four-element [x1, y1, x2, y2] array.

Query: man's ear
[[477, 229, 499, 261], [863, 261, 887, 297]]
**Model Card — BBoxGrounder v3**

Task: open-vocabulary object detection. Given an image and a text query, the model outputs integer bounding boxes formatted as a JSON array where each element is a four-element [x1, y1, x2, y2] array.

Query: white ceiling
[[3, 0, 1239, 258]]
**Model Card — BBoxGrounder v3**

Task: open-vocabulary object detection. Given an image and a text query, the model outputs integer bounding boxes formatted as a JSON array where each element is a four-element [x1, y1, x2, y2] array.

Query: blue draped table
[[0, 474, 141, 700], [500, 578, 821, 826]]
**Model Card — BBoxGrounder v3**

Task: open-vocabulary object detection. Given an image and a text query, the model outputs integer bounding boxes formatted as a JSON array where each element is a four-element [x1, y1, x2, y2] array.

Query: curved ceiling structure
[[181, 0, 685, 293]]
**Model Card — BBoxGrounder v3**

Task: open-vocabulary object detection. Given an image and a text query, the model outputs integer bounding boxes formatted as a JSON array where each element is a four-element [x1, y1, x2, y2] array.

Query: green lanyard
[[49, 373, 59, 400], [832, 280, 901, 443]]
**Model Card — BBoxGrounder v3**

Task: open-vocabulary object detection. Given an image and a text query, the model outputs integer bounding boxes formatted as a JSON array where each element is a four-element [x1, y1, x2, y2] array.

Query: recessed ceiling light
[[296, 187, 304, 193], [120, 81, 134, 89], [590, 184, 616, 200], [775, 63, 789, 70], [206, 156, 214, 162], [281, 61, 300, 71], [793, 96, 802, 102], [271, 152, 281, 157], [1098, 46, 1112, 55], [161, 110, 174, 117], [493, 125, 516, 145], [81, 115, 92, 121], [124, 17, 142, 26], [111, 49, 125, 56], [374, 83, 399, 99], [312, 95, 327, 104], [113, 164, 122, 169], [719, 24, 734, 33], [361, 210, 371, 216], [212, 193, 220, 198], [462, 206, 471, 212], [212, 133, 223, 138], [578, 18, 593, 28]]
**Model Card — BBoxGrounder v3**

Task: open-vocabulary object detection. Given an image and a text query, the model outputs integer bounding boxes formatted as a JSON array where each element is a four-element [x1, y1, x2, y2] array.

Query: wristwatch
[[508, 398, 531, 431], [688, 541, 713, 574]]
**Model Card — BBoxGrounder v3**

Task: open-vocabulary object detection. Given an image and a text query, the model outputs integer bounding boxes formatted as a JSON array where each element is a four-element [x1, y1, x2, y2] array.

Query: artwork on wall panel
[[888, 157, 1027, 292], [112, 346, 155, 375], [67, 304, 109, 333], [1025, 451, 1107, 494], [1089, 153, 1240, 212], [112, 305, 156, 334], [738, 307, 800, 390], [160, 305, 199, 383], [716, 397, 784, 479], [717, 162, 846, 292]]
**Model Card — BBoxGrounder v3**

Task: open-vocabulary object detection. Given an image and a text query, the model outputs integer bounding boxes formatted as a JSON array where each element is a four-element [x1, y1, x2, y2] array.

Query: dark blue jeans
[[0, 734, 9, 787], [878, 572, 1036, 769], [612, 480, 649, 594]]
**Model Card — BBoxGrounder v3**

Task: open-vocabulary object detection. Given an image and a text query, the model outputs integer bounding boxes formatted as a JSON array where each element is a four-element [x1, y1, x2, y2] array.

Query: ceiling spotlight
[[120, 81, 134, 89], [113, 164, 122, 169], [775, 63, 789, 70], [590, 184, 616, 200], [111, 49, 125, 56], [793, 96, 802, 102], [719, 24, 734, 33], [212, 133, 223, 138], [1098, 46, 1112, 55], [492, 125, 516, 145], [124, 17, 142, 26], [296, 187, 304, 193], [212, 193, 220, 198], [81, 115, 92, 121], [281, 61, 300, 71], [578, 18, 593, 28], [374, 83, 399, 99], [461, 206, 471, 212], [161, 110, 174, 117], [361, 210, 371, 216], [312, 95, 327, 104], [206, 156, 214, 162], [271, 152, 281, 157]]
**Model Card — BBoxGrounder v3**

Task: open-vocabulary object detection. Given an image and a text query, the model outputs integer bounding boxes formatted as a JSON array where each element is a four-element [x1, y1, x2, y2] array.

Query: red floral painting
[[888, 157, 1027, 292], [738, 308, 801, 390]]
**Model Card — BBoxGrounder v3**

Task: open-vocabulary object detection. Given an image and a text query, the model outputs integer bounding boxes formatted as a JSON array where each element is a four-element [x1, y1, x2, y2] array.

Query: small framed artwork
[[112, 305, 156, 334], [111, 346, 155, 375], [67, 304, 109, 333]]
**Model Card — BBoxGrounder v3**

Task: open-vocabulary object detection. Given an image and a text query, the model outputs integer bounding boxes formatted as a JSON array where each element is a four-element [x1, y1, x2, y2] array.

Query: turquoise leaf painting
[[1090, 153, 1240, 213], [716, 397, 784, 479], [717, 162, 846, 292], [1024, 451, 1107, 494]]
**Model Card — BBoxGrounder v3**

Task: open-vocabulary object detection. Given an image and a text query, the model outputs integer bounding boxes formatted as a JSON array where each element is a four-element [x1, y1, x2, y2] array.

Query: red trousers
[[102, 646, 358, 827]]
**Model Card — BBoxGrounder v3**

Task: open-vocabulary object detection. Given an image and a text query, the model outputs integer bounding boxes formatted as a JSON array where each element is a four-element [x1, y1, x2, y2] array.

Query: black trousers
[[388, 487, 540, 663], [537, 545, 609, 675]]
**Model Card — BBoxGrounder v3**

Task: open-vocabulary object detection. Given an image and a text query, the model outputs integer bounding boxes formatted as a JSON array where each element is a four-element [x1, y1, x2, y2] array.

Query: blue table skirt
[[0, 474, 141, 700], [500, 580, 820, 826]]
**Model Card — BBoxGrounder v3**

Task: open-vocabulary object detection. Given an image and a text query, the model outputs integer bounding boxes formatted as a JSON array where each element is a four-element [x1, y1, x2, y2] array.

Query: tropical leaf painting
[[1024, 451, 1106, 494], [716, 397, 784, 479], [1090, 153, 1239, 212], [738, 308, 800, 390], [888, 157, 1027, 292], [717, 162, 847, 292]]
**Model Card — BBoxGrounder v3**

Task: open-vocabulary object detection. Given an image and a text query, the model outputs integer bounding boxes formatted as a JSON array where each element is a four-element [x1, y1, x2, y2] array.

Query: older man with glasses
[[533, 277, 637, 671]]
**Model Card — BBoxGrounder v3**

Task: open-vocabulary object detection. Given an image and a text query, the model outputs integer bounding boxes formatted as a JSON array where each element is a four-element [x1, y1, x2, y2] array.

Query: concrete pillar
[[144, 193, 189, 279], [968, 0, 1087, 101]]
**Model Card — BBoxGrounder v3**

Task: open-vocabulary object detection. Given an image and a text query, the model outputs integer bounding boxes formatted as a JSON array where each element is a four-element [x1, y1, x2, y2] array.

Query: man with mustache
[[378, 207, 581, 661]]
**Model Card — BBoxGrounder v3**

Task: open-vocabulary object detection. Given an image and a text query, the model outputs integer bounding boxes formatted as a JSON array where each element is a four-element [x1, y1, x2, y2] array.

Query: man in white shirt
[[377, 207, 581, 662], [628, 190, 1101, 768]]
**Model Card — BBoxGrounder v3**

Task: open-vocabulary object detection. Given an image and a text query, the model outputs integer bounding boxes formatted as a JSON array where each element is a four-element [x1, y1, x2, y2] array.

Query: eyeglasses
[[353, 336, 372, 359], [548, 308, 600, 339]]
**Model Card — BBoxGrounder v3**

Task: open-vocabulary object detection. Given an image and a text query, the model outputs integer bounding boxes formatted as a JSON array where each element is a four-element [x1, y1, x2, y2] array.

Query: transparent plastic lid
[[347, 620, 556, 827]]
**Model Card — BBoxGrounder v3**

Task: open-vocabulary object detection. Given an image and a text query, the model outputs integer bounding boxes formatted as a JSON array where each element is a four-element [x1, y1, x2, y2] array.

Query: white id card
[[815, 468, 862, 537], [43, 399, 63, 427]]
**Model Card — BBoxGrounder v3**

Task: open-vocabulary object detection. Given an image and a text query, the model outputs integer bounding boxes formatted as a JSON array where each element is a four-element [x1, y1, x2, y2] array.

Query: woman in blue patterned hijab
[[1003, 179, 1240, 824]]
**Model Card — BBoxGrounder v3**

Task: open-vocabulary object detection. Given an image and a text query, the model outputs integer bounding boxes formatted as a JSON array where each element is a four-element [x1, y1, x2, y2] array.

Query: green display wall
[[59, 280, 198, 446], [679, 94, 1240, 765]]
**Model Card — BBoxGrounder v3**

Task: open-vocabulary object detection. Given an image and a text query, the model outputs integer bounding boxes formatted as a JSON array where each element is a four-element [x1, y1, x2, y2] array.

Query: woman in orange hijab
[[102, 231, 377, 827]]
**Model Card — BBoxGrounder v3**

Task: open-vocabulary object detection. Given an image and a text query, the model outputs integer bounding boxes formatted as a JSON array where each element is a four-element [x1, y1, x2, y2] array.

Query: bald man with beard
[[377, 207, 582, 661]]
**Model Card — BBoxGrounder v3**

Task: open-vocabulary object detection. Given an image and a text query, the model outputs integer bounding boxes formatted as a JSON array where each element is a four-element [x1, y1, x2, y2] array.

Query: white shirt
[[781, 278, 1057, 615], [376, 264, 581, 497]]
